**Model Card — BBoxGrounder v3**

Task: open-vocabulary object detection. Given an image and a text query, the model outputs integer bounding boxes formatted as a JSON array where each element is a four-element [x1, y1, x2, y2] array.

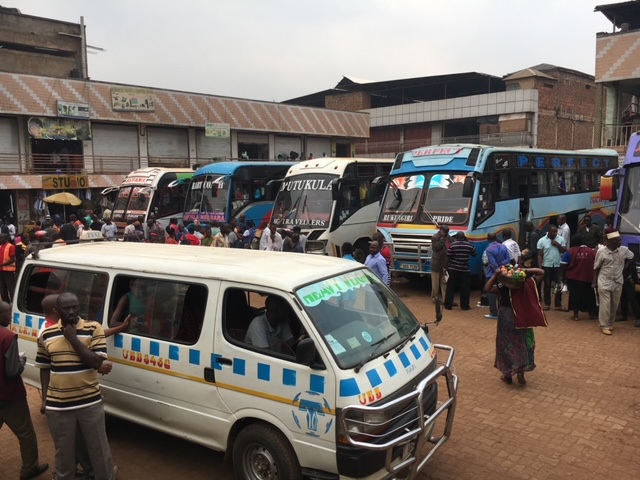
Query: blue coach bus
[[377, 144, 618, 283], [183, 161, 294, 227], [601, 132, 640, 263]]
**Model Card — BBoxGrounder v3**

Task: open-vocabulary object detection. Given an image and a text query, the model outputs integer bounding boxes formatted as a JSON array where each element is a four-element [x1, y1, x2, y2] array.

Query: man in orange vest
[[0, 233, 16, 303]]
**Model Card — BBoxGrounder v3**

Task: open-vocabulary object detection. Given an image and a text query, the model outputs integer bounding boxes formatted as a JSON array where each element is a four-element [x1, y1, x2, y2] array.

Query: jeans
[[543, 266, 562, 308]]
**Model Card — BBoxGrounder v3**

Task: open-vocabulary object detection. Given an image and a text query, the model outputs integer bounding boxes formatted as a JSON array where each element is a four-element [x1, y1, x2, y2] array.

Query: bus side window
[[548, 172, 562, 194]]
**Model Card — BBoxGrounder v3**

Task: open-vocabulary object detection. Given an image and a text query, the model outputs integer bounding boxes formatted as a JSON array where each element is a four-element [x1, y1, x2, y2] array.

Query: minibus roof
[[27, 243, 363, 292]]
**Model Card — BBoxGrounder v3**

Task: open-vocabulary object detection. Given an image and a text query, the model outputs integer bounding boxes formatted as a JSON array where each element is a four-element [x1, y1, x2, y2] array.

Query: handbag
[[510, 278, 548, 328]]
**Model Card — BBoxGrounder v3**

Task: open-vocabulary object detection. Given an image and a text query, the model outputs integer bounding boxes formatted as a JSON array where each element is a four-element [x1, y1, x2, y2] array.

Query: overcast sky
[[13, 0, 620, 103]]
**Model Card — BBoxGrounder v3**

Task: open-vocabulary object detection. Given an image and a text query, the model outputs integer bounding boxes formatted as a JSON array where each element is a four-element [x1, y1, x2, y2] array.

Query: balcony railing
[[601, 123, 640, 148], [0, 153, 220, 175], [353, 132, 533, 156]]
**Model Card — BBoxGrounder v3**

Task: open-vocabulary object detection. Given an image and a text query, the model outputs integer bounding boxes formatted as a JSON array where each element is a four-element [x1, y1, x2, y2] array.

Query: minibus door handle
[[215, 356, 233, 366]]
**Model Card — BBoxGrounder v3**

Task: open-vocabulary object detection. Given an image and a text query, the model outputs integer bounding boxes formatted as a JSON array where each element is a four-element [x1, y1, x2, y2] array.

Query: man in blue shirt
[[484, 232, 512, 319], [365, 241, 389, 285], [537, 225, 567, 310]]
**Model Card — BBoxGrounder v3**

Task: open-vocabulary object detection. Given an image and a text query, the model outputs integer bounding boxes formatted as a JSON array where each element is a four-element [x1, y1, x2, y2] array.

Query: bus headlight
[[305, 239, 328, 254]]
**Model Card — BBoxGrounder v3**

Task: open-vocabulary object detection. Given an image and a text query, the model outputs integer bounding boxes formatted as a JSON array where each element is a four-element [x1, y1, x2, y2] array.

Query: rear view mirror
[[296, 338, 325, 369], [462, 174, 475, 198]]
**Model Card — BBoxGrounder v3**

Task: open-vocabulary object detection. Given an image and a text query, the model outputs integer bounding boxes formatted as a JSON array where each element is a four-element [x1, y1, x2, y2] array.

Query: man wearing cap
[[593, 230, 634, 335]]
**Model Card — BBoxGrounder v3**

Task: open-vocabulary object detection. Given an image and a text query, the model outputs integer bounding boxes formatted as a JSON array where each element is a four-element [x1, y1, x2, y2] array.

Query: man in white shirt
[[501, 230, 521, 265], [259, 222, 274, 251], [557, 215, 571, 248]]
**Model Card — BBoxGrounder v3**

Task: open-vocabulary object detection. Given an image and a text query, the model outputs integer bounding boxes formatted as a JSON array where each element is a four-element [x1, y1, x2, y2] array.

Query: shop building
[[0, 8, 368, 227]]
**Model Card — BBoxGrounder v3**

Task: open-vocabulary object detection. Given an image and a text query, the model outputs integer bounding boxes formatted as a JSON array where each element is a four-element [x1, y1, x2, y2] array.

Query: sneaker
[[601, 328, 612, 335], [484, 314, 498, 320]]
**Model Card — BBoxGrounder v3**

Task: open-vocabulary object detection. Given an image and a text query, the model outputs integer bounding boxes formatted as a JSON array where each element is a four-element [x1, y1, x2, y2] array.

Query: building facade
[[594, 1, 640, 152], [0, 9, 368, 227], [285, 66, 600, 158]]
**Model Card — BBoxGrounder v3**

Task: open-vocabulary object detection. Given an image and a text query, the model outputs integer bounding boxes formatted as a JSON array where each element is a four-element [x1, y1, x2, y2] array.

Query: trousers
[[0, 398, 40, 477], [542, 266, 562, 308], [597, 283, 623, 330], [46, 402, 116, 480], [430, 271, 446, 302], [445, 270, 471, 309]]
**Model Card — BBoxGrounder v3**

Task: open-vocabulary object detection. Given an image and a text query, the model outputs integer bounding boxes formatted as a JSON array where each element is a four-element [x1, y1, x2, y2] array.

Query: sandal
[[543, 306, 550, 311], [500, 375, 512, 385], [570, 315, 579, 321], [516, 373, 526, 385]]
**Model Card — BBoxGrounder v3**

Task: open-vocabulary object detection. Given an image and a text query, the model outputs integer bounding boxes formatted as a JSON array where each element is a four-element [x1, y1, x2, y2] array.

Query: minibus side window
[[20, 266, 109, 323], [222, 288, 304, 361], [108, 275, 207, 345]]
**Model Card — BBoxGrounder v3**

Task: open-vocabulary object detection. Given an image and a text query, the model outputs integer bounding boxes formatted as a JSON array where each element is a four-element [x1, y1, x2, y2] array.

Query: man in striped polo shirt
[[444, 231, 477, 311], [36, 292, 116, 480]]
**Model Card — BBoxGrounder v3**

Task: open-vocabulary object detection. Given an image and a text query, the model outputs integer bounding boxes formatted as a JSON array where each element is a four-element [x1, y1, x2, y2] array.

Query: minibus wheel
[[233, 423, 301, 480]]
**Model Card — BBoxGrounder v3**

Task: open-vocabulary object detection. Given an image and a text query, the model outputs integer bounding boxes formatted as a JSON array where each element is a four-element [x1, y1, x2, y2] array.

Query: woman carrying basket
[[485, 266, 546, 386]]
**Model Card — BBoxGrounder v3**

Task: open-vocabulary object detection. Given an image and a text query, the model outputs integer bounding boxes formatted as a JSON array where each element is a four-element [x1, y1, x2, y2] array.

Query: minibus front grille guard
[[339, 344, 458, 479]]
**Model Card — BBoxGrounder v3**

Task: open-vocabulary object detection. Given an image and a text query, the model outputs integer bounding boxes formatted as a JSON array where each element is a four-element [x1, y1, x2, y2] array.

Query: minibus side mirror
[[296, 338, 325, 370]]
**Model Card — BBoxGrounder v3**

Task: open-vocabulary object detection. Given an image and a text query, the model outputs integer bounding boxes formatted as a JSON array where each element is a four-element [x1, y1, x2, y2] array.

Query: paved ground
[[2, 280, 640, 480]]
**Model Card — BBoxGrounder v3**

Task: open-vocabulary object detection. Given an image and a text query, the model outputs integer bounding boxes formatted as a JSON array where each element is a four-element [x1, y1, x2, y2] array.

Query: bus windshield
[[379, 173, 470, 225], [619, 166, 640, 234], [113, 186, 151, 222], [272, 173, 337, 228], [184, 175, 230, 223]]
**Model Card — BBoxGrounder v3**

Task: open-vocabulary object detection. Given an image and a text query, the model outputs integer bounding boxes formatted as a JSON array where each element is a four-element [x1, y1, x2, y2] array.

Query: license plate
[[398, 263, 420, 271], [402, 440, 416, 460]]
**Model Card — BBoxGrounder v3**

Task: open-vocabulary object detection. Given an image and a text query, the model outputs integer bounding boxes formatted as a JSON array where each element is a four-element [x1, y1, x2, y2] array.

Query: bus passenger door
[[516, 173, 530, 243]]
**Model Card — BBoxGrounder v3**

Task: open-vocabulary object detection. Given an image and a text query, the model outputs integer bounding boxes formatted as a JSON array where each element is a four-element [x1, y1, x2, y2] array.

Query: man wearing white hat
[[593, 230, 635, 335]]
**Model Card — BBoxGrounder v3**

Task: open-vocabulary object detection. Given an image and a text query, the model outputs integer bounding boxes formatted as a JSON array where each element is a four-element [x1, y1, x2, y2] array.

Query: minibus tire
[[233, 423, 301, 480]]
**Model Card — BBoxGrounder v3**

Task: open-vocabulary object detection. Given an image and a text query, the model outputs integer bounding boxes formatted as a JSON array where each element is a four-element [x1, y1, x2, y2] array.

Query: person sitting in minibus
[[244, 296, 296, 354], [110, 279, 149, 332]]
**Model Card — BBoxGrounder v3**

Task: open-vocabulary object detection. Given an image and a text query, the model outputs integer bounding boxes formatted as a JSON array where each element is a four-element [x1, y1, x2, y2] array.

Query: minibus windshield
[[296, 269, 420, 370]]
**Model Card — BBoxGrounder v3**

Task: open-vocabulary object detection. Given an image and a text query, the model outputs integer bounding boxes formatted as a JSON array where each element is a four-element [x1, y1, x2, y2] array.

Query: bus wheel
[[233, 423, 301, 480]]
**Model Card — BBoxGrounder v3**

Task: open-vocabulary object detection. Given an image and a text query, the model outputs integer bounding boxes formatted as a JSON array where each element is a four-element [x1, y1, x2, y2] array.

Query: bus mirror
[[266, 179, 283, 200], [462, 173, 475, 198], [372, 176, 390, 201], [600, 175, 616, 201], [331, 178, 342, 201]]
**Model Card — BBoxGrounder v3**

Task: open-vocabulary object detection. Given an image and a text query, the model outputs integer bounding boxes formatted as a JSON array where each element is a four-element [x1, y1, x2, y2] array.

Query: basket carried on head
[[500, 275, 526, 290]]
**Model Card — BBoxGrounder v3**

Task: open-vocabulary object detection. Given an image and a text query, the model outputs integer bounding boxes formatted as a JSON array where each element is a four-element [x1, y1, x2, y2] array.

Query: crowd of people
[[426, 213, 639, 387]]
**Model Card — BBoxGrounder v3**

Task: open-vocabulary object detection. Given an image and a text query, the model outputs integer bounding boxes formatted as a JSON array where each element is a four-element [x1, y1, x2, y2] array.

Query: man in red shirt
[[0, 233, 16, 303], [0, 300, 49, 480]]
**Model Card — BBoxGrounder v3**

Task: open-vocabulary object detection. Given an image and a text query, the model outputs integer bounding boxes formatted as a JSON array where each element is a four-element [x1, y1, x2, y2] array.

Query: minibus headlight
[[341, 409, 390, 440]]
